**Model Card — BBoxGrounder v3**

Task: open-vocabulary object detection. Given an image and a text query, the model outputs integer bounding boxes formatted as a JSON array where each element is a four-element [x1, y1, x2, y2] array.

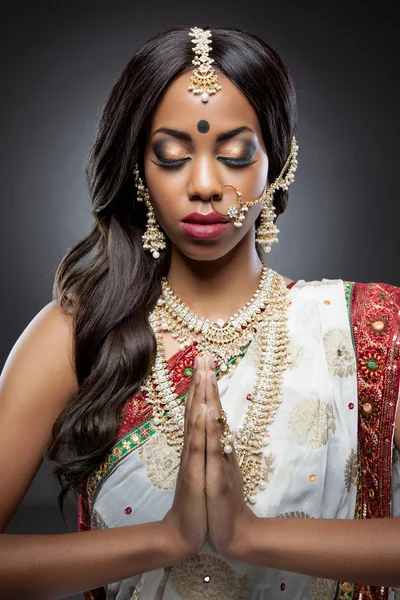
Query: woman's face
[[143, 70, 269, 261]]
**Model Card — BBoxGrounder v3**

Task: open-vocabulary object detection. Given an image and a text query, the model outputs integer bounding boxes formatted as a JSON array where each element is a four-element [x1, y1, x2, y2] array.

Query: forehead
[[148, 70, 262, 136]]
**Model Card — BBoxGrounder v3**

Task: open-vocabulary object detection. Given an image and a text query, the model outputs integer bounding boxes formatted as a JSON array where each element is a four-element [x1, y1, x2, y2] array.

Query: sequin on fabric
[[336, 282, 400, 600]]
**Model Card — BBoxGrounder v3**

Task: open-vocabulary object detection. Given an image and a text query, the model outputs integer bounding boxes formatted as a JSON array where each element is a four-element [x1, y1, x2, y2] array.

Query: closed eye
[[152, 157, 257, 169]]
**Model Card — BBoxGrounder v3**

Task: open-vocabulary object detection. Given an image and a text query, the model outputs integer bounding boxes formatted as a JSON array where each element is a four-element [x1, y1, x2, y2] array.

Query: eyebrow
[[152, 126, 254, 142]]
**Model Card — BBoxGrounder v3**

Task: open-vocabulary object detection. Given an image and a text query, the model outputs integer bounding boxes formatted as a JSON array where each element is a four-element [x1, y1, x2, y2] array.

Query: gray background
[[1, 0, 399, 598]]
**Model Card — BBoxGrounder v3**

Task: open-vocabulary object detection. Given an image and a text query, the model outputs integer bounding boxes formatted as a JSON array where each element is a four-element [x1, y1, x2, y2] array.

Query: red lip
[[182, 211, 230, 224]]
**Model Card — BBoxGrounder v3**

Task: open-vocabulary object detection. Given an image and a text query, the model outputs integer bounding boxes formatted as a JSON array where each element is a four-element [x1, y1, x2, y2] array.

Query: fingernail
[[208, 355, 215, 369], [198, 403, 207, 416], [196, 370, 203, 384], [209, 407, 217, 420], [194, 356, 199, 369]]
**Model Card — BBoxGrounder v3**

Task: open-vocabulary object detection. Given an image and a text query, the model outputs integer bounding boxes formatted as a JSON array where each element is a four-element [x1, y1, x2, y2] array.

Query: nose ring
[[210, 184, 243, 217]]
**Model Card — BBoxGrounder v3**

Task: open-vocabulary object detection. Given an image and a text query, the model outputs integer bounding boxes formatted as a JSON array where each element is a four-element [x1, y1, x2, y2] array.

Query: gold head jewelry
[[188, 26, 222, 103]]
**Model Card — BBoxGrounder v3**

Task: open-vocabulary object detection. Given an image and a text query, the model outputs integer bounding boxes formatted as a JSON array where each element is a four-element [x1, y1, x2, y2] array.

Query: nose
[[187, 156, 223, 207]]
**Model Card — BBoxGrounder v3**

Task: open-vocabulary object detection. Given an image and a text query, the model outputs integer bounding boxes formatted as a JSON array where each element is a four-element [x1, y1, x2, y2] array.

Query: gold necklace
[[157, 264, 270, 372], [141, 267, 292, 504]]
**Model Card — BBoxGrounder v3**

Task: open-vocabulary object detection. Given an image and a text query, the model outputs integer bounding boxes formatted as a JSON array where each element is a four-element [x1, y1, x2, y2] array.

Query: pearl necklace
[[157, 264, 270, 372], [140, 267, 291, 504]]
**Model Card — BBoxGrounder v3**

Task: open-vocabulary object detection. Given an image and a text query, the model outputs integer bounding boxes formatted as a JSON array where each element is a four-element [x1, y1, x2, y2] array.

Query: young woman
[[0, 25, 399, 600]]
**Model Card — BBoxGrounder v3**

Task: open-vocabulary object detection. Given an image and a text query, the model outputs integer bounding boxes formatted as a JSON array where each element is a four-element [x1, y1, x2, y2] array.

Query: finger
[[187, 357, 206, 435], [205, 368, 226, 440], [184, 355, 201, 439], [184, 368, 206, 458], [205, 405, 223, 462]]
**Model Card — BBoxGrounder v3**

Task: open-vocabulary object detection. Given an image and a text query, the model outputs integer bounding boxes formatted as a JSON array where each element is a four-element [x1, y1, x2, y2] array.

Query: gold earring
[[255, 190, 279, 253], [134, 164, 167, 259], [256, 136, 299, 253]]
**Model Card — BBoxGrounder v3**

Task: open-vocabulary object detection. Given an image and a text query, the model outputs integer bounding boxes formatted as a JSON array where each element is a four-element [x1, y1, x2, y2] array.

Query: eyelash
[[153, 157, 256, 169]]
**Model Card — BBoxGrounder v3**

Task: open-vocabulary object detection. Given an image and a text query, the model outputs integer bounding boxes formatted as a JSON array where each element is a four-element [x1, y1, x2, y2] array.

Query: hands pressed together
[[162, 355, 257, 562]]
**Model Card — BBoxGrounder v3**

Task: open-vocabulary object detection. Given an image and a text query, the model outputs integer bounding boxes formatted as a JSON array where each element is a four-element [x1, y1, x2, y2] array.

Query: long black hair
[[45, 26, 298, 523]]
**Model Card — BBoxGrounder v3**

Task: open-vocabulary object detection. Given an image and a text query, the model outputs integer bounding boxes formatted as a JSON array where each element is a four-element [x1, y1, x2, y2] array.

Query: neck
[[166, 238, 290, 322]]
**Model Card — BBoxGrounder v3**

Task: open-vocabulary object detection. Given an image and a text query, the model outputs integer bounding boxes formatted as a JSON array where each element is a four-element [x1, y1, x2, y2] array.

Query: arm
[[0, 301, 189, 599], [228, 514, 400, 589], [0, 521, 187, 600], [230, 406, 400, 587]]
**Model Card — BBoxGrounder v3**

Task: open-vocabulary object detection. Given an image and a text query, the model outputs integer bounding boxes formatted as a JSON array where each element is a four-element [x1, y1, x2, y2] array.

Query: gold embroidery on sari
[[323, 328, 356, 378], [310, 576, 338, 599], [344, 449, 358, 492], [288, 398, 337, 449], [139, 432, 180, 490], [169, 553, 251, 599]]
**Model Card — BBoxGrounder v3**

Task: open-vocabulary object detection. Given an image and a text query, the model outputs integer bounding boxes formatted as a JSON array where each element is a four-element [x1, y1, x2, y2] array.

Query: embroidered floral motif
[[276, 511, 314, 519], [366, 310, 391, 339], [323, 329, 356, 378], [118, 394, 153, 438], [344, 449, 358, 491], [358, 390, 379, 420], [287, 339, 304, 370], [263, 453, 276, 483], [288, 398, 337, 449], [309, 576, 338, 599], [170, 553, 251, 599], [358, 347, 385, 383], [139, 432, 180, 490]]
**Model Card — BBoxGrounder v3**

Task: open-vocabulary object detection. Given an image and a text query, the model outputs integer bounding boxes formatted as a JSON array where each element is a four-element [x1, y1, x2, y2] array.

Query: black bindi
[[197, 120, 210, 134]]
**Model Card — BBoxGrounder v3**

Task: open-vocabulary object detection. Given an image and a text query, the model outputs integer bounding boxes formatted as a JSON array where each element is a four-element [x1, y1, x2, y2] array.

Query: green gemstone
[[183, 367, 193, 377], [366, 359, 378, 371]]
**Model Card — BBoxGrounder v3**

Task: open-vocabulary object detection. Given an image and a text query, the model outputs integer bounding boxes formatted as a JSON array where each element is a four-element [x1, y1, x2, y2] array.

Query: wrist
[[158, 519, 198, 563], [222, 508, 260, 561]]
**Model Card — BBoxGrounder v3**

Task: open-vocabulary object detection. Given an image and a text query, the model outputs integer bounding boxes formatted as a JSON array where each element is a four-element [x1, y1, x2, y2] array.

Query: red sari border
[[336, 282, 400, 600]]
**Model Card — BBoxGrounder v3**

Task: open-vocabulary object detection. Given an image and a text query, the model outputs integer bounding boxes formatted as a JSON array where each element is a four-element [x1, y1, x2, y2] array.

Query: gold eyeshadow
[[153, 141, 187, 160]]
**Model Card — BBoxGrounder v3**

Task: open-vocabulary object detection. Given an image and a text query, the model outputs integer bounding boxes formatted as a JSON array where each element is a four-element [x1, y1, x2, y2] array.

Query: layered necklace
[[140, 265, 292, 504]]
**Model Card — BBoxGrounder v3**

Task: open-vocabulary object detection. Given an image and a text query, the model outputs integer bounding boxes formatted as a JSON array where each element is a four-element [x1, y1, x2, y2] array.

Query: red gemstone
[[348, 403, 354, 410], [280, 583, 286, 591], [246, 394, 252, 401], [124, 506, 132, 514]]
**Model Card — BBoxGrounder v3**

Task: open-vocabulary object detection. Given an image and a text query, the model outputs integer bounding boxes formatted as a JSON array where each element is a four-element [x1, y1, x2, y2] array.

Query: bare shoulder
[[3, 299, 77, 387], [0, 299, 79, 531]]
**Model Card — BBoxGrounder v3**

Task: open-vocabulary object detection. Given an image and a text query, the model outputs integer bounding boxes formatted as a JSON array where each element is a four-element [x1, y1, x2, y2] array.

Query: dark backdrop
[[1, 1, 399, 599]]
